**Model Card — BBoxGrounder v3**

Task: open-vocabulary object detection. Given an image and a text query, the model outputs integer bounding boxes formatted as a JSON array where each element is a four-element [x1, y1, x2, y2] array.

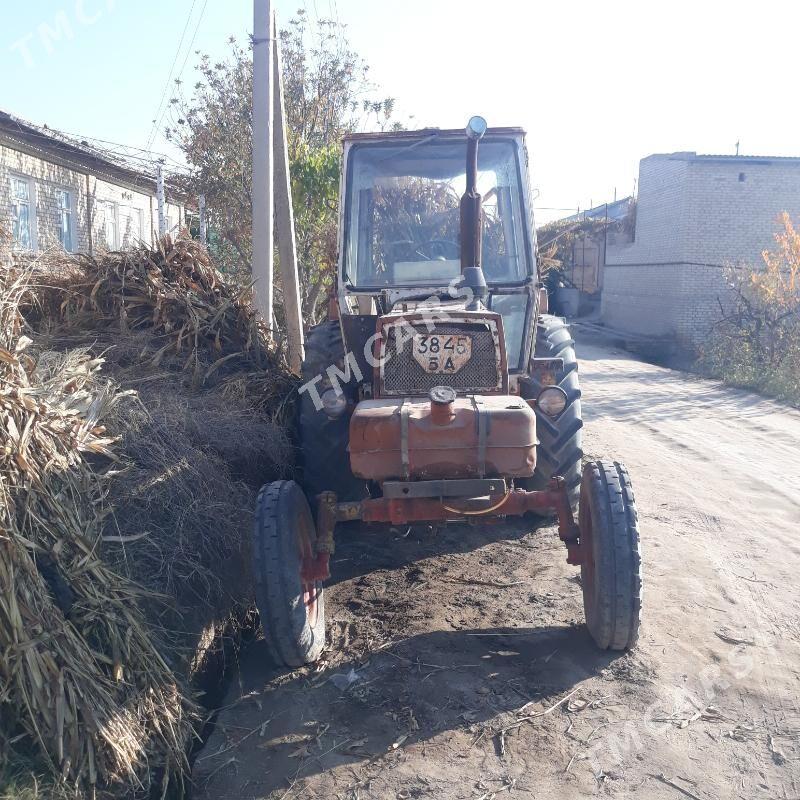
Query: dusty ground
[[192, 340, 800, 800]]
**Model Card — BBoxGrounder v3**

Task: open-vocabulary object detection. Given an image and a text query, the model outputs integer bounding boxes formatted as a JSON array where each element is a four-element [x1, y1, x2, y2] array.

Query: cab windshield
[[344, 137, 532, 288]]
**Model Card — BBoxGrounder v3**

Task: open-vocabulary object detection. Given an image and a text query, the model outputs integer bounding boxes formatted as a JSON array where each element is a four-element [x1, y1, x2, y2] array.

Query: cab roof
[[342, 126, 526, 143]]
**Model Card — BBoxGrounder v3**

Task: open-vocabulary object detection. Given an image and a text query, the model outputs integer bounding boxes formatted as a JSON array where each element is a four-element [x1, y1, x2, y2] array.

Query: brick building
[[0, 110, 185, 263], [602, 152, 800, 350]]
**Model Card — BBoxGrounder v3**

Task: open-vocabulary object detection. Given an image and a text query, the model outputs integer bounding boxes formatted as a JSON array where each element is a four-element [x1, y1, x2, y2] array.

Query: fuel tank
[[349, 394, 537, 482]]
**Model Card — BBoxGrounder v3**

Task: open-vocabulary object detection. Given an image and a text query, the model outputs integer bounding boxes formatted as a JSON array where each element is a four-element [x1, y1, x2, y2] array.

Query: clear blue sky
[[3, 0, 799, 223]]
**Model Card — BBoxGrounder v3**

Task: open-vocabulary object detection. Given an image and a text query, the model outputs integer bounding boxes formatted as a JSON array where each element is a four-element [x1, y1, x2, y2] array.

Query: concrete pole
[[252, 0, 274, 332], [156, 164, 167, 236], [199, 193, 207, 244], [272, 13, 305, 374]]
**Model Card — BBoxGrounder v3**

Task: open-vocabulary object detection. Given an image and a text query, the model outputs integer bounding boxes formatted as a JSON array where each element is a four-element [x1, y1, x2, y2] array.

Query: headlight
[[537, 386, 567, 418], [321, 388, 348, 418]]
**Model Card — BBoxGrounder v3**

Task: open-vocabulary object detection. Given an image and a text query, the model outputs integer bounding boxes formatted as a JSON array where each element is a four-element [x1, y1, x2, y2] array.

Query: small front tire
[[252, 480, 326, 666], [579, 461, 642, 650]]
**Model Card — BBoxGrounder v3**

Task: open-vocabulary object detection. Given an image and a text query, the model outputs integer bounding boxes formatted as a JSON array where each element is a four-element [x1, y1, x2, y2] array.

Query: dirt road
[[193, 341, 800, 800]]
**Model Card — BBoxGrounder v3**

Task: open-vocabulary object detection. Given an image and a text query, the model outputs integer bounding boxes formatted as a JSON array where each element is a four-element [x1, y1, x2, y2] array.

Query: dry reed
[[1, 238, 297, 796]]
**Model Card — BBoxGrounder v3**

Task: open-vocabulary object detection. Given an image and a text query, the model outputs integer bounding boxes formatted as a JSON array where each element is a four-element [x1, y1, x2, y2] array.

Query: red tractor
[[253, 117, 642, 666]]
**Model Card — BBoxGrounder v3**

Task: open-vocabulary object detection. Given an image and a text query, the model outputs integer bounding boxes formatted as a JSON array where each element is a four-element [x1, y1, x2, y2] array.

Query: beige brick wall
[[608, 155, 692, 266], [0, 142, 89, 260], [88, 175, 155, 251], [685, 160, 800, 265], [1, 139, 185, 264], [602, 262, 731, 349], [602, 152, 800, 351]]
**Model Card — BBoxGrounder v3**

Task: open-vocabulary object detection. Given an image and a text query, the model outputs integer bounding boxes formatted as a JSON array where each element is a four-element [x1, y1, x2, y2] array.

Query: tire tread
[[252, 481, 325, 666], [582, 460, 642, 650], [300, 322, 367, 501], [520, 314, 583, 510]]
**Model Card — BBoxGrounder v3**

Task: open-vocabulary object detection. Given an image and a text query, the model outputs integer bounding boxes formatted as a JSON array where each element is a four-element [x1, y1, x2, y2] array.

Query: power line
[[148, 0, 209, 157], [135, 0, 209, 198], [145, 0, 199, 154], [139, 0, 210, 197], [174, 0, 209, 96]]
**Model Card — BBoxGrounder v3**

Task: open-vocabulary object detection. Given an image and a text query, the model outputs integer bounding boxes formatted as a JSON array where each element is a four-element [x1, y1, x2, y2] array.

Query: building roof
[[0, 109, 186, 198], [560, 196, 634, 224], [650, 151, 800, 166]]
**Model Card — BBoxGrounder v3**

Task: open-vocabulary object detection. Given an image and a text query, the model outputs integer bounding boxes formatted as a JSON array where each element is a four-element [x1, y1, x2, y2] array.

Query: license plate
[[412, 333, 472, 373]]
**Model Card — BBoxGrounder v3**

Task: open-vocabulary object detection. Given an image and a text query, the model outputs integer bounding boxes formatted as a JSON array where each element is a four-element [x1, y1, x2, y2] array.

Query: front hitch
[[309, 477, 588, 569]]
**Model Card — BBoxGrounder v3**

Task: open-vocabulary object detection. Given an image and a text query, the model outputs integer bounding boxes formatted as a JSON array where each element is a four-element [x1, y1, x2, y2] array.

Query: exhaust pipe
[[460, 115, 489, 310]]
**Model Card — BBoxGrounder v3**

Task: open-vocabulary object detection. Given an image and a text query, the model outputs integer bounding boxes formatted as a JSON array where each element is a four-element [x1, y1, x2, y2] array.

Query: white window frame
[[165, 203, 182, 236], [10, 173, 38, 252], [119, 204, 143, 248], [97, 199, 119, 249], [57, 188, 76, 252]]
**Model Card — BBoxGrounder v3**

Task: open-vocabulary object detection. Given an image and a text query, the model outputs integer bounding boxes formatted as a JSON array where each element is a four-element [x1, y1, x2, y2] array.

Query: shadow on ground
[[192, 622, 626, 798], [326, 515, 543, 587]]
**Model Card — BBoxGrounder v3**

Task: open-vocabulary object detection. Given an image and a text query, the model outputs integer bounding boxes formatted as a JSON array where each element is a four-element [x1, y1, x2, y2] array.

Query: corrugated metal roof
[[560, 196, 634, 224], [0, 108, 160, 183], [0, 108, 192, 202]]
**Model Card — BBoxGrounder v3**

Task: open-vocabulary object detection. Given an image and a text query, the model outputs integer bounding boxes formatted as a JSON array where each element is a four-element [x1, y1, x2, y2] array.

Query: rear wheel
[[579, 461, 642, 650], [252, 480, 326, 666], [519, 314, 583, 512], [299, 321, 368, 502]]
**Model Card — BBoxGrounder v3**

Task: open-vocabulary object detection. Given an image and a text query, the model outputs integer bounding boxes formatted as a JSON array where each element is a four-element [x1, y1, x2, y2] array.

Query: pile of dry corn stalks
[[0, 237, 296, 796]]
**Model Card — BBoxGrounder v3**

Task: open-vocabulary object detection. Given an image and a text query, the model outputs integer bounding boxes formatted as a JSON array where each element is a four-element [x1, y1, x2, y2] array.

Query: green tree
[[166, 10, 396, 324]]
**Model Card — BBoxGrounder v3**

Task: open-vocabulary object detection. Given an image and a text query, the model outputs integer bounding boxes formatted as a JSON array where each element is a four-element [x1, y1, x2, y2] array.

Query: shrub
[[702, 213, 800, 404]]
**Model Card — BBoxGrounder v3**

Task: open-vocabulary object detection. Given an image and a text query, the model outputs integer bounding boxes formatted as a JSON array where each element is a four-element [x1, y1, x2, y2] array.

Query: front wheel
[[579, 461, 642, 650], [252, 480, 326, 666], [519, 314, 583, 514]]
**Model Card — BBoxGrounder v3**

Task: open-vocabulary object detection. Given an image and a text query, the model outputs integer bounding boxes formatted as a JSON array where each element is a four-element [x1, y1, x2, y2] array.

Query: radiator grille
[[381, 321, 502, 395]]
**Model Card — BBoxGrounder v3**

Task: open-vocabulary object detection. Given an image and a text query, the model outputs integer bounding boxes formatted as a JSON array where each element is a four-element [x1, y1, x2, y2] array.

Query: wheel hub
[[299, 545, 325, 627]]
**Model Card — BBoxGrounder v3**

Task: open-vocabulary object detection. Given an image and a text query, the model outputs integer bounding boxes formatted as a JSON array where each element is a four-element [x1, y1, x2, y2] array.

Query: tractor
[[253, 117, 642, 666]]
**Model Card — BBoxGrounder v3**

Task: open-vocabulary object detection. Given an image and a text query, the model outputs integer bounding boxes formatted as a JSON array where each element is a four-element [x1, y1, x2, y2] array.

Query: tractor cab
[[336, 122, 538, 377]]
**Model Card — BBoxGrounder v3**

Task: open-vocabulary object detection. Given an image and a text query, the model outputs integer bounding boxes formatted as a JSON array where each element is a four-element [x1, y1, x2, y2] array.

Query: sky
[[3, 0, 799, 223]]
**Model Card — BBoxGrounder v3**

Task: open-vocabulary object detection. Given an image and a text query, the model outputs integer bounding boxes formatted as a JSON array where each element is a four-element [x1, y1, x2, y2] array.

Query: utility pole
[[273, 14, 305, 374], [199, 193, 207, 244], [252, 0, 274, 332], [156, 163, 167, 236]]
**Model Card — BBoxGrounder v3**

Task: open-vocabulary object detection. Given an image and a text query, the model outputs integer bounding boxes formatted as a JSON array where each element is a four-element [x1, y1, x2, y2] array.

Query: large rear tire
[[299, 321, 368, 502], [579, 461, 642, 650], [519, 314, 583, 512], [252, 480, 326, 666]]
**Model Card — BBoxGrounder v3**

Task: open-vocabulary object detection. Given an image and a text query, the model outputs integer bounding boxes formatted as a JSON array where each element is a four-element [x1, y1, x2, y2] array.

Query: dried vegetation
[[702, 213, 800, 405], [0, 237, 296, 796]]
